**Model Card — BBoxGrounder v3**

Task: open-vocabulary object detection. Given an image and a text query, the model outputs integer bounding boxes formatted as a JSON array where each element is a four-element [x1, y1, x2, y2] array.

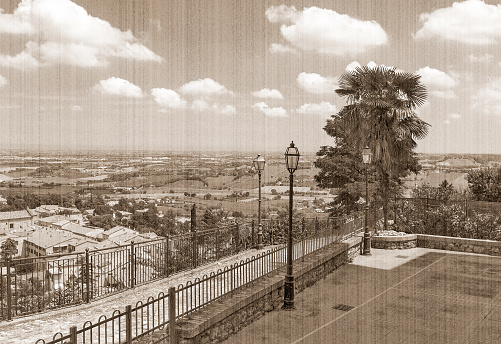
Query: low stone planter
[[371, 232, 417, 249]]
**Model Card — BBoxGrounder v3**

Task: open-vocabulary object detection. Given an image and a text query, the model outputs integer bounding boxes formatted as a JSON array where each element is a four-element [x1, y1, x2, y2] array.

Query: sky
[[0, 0, 501, 155]]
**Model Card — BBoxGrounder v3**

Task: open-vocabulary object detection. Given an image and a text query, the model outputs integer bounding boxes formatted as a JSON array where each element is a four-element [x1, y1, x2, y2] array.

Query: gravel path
[[0, 247, 275, 344]]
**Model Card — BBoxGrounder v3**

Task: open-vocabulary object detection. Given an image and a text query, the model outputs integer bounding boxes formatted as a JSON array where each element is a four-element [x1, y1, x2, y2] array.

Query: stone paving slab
[[222, 248, 501, 344]]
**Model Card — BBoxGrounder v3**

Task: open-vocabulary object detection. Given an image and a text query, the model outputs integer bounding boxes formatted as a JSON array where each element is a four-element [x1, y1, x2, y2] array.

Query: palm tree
[[335, 65, 430, 231]]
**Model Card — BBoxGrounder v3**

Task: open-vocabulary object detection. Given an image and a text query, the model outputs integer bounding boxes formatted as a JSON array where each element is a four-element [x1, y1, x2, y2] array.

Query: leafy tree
[[1, 238, 18, 260], [317, 65, 429, 230], [413, 180, 455, 200], [466, 168, 501, 202]]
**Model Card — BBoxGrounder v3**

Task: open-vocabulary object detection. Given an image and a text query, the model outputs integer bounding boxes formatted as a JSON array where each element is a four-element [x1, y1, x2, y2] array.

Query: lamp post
[[253, 154, 265, 249], [283, 141, 300, 310], [362, 146, 373, 255]]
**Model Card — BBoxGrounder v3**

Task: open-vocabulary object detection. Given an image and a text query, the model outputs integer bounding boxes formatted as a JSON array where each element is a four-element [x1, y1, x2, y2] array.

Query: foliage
[[394, 200, 501, 241], [316, 65, 429, 229], [466, 168, 501, 202], [1, 238, 18, 260], [412, 180, 455, 200]]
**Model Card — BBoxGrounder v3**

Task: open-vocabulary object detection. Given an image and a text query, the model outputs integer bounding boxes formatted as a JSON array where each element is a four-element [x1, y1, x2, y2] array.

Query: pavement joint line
[[291, 255, 448, 344]]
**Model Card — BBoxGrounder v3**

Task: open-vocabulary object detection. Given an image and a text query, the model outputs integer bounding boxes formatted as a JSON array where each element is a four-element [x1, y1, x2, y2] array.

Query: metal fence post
[[164, 237, 170, 277], [85, 248, 90, 303], [168, 287, 178, 344], [234, 223, 240, 253], [125, 305, 132, 344], [215, 228, 220, 260], [70, 326, 77, 344], [301, 218, 305, 261], [6, 257, 12, 321], [130, 241, 135, 289], [251, 220, 255, 248], [192, 231, 198, 268]]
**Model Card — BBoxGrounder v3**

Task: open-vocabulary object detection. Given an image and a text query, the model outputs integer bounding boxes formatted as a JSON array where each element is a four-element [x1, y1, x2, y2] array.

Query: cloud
[[471, 78, 501, 116], [0, 75, 7, 87], [444, 119, 451, 125], [0, 0, 162, 68], [345, 61, 362, 72], [252, 88, 284, 99], [151, 88, 187, 109], [269, 43, 299, 55], [449, 113, 461, 119], [468, 53, 493, 63], [191, 100, 236, 115], [180, 78, 233, 96], [415, 0, 501, 45], [296, 102, 337, 115], [72, 105, 83, 112], [94, 77, 143, 98], [0, 49, 39, 69], [266, 5, 387, 55], [416, 67, 456, 98], [297, 72, 337, 94], [252, 102, 287, 117]]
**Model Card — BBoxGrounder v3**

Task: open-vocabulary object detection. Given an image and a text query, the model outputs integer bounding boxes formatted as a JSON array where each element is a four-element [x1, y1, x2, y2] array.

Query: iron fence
[[33, 213, 364, 344], [1, 221, 254, 321]]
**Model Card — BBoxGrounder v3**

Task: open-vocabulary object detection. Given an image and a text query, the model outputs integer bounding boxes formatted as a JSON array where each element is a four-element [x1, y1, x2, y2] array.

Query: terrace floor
[[222, 248, 501, 344]]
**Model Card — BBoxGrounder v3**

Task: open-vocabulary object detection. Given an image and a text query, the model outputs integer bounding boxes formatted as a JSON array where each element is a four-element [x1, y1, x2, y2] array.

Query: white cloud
[[266, 5, 388, 55], [0, 0, 162, 68], [191, 100, 236, 115], [94, 77, 143, 98], [415, 0, 501, 45], [191, 99, 211, 112], [297, 72, 337, 94], [471, 78, 501, 116], [449, 113, 461, 119], [296, 102, 337, 115], [252, 88, 284, 99], [0, 2, 33, 34], [252, 102, 287, 117], [269, 43, 299, 54], [151, 88, 187, 109], [0, 75, 7, 87], [218, 104, 237, 115], [469, 53, 493, 63], [444, 119, 451, 125], [72, 105, 83, 112], [416, 67, 456, 98], [265, 5, 301, 23], [0, 49, 39, 69], [345, 61, 362, 72], [180, 78, 233, 96]]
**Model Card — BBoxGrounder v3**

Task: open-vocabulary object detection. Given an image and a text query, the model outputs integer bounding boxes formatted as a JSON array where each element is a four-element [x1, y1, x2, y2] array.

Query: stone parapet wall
[[137, 237, 361, 344], [372, 234, 417, 250], [417, 234, 501, 256]]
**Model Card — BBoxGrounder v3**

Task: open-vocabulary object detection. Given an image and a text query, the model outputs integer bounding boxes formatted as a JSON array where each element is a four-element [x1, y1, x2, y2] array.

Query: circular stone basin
[[372, 230, 417, 249]]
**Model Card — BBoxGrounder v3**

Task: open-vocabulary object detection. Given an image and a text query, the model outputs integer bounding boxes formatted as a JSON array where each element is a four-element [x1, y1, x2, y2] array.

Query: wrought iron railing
[[1, 222, 253, 321], [33, 213, 364, 344]]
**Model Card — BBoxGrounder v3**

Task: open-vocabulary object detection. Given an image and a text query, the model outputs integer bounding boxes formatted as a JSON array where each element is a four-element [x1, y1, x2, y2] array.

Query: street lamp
[[362, 146, 373, 255], [283, 141, 299, 310], [253, 154, 266, 249]]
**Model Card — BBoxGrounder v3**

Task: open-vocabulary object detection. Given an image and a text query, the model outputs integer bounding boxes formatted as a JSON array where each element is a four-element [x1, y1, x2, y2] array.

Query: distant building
[[22, 228, 98, 257], [0, 209, 34, 234]]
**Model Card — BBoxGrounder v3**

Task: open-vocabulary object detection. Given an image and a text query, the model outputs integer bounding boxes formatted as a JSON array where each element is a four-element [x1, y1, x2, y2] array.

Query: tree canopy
[[316, 65, 429, 226]]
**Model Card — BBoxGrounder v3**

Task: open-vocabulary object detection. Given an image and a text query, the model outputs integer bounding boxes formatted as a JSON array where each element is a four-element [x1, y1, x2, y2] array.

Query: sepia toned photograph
[[1, 0, 501, 343]]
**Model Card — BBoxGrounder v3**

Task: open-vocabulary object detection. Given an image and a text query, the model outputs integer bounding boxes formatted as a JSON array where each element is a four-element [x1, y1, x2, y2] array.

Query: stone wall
[[417, 234, 501, 256], [371, 234, 417, 250], [137, 237, 360, 344]]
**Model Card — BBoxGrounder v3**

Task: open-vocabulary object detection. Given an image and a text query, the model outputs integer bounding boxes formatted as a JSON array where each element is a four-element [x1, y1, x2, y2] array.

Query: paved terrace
[[223, 248, 501, 344]]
